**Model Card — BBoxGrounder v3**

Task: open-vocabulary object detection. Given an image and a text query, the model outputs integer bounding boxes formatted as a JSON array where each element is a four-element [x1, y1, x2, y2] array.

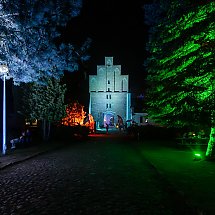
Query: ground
[[1, 129, 215, 214], [139, 139, 215, 214]]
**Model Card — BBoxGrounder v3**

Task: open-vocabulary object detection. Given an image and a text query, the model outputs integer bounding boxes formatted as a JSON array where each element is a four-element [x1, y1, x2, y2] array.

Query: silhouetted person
[[106, 123, 109, 134], [25, 128, 32, 145], [20, 130, 26, 146]]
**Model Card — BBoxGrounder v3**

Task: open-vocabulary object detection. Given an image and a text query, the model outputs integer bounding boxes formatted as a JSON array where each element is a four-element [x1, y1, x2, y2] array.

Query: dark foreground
[[0, 135, 196, 214]]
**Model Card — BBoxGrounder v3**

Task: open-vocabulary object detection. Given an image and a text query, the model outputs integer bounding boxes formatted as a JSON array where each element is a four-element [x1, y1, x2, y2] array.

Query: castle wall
[[89, 57, 131, 128]]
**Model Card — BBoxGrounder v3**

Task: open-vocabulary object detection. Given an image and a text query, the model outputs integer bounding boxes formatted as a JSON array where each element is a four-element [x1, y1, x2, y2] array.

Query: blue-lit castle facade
[[89, 57, 132, 128]]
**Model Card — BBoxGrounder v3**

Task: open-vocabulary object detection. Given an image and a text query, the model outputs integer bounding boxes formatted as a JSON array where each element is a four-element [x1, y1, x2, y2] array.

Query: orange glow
[[61, 101, 95, 132], [62, 102, 86, 126], [84, 113, 95, 133]]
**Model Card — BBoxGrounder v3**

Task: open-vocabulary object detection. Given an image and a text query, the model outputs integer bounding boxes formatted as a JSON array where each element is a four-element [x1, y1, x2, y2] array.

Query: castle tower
[[89, 57, 132, 128]]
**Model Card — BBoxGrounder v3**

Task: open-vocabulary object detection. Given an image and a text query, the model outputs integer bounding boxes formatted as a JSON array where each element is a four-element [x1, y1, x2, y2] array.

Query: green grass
[[139, 140, 215, 214]]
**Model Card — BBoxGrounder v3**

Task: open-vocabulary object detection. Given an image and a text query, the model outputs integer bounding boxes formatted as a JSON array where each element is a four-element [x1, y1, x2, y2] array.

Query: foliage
[[23, 76, 67, 123], [0, 1, 22, 80], [144, 1, 215, 128], [0, 0, 91, 85]]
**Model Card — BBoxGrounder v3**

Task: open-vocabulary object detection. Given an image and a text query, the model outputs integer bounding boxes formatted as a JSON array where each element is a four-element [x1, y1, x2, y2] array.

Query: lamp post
[[0, 65, 8, 155]]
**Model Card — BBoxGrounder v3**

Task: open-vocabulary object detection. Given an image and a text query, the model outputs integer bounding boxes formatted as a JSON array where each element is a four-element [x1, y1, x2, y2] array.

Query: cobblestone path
[[0, 137, 193, 214]]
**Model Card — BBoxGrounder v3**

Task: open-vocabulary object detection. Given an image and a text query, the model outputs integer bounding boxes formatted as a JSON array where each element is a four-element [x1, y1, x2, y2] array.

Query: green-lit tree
[[145, 1, 215, 158], [22, 76, 67, 141]]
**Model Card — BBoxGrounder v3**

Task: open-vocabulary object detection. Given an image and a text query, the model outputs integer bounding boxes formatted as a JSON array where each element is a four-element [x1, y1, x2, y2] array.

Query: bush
[[52, 125, 89, 142], [126, 125, 177, 140]]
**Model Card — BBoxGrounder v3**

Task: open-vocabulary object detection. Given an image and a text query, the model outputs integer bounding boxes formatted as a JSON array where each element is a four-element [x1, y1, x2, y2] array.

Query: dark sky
[[3, 0, 150, 117], [66, 0, 148, 95]]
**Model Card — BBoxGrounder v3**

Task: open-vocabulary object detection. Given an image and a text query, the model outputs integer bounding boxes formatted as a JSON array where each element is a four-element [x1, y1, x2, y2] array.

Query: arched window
[[121, 78, 128, 92], [90, 78, 96, 91]]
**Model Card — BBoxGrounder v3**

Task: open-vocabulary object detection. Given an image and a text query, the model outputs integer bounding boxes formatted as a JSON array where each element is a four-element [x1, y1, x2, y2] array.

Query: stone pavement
[[0, 136, 193, 215], [0, 128, 119, 171], [0, 134, 202, 214], [0, 142, 62, 170]]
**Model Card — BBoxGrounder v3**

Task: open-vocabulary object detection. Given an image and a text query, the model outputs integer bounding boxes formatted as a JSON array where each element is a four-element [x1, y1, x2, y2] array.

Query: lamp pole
[[0, 65, 8, 155]]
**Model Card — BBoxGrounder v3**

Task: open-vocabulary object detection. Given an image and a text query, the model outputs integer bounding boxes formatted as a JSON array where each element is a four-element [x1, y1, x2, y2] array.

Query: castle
[[89, 57, 132, 128]]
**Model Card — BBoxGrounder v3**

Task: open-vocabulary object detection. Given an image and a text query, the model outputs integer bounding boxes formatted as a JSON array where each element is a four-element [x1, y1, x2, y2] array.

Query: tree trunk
[[206, 110, 215, 159], [42, 119, 51, 142], [42, 119, 47, 141], [47, 121, 51, 140], [206, 127, 215, 158]]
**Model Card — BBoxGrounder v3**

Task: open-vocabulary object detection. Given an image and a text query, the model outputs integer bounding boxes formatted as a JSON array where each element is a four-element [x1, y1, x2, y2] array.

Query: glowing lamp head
[[0, 65, 8, 74], [194, 153, 202, 161]]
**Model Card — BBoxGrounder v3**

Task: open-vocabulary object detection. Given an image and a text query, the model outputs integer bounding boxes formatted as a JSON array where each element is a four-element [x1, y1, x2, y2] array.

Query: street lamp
[[0, 65, 8, 155]]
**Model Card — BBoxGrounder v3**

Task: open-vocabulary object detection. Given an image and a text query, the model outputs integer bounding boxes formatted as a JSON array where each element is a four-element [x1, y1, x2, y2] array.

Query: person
[[20, 130, 26, 145], [10, 130, 26, 149], [10, 138, 19, 149], [25, 128, 32, 144], [106, 123, 109, 134]]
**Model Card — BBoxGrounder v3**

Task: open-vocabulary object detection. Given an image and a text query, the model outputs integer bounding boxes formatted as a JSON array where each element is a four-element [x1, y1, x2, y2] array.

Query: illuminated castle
[[89, 57, 132, 128]]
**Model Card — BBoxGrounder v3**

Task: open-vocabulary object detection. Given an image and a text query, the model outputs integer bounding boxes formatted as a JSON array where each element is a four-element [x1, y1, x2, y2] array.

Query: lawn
[[139, 140, 215, 214]]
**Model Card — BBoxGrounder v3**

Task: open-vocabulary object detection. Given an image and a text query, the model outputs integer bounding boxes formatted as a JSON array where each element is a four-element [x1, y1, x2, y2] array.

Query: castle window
[[108, 88, 110, 92], [109, 95, 111, 99], [106, 104, 108, 108], [106, 95, 108, 99], [108, 80, 110, 84], [109, 104, 111, 108]]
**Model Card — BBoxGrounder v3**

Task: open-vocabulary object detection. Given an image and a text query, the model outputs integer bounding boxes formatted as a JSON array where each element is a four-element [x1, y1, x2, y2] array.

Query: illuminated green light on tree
[[202, 52, 212, 58], [195, 89, 212, 102], [160, 42, 199, 65], [162, 2, 215, 43], [206, 127, 215, 158], [160, 69, 177, 79], [171, 2, 215, 31], [176, 56, 197, 71], [145, 1, 215, 158], [184, 74, 213, 86]]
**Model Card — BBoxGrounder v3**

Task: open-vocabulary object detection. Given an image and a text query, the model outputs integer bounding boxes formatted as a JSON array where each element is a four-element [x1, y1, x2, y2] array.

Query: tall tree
[[145, 1, 215, 158], [0, 0, 23, 81], [22, 76, 67, 141], [0, 0, 91, 84]]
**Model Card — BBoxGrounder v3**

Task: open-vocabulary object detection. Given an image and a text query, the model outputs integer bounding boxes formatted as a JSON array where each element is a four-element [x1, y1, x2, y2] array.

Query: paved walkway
[[0, 132, 209, 214], [0, 142, 62, 170], [0, 128, 120, 170], [0, 135, 194, 215]]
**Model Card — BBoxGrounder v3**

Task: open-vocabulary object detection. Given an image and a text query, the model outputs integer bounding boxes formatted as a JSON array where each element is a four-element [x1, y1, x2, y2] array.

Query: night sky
[[3, 0, 149, 115], [65, 0, 148, 103]]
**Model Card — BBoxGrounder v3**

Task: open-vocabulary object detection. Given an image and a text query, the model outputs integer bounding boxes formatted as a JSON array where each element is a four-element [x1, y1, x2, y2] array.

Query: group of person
[[10, 128, 32, 149], [105, 122, 125, 134]]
